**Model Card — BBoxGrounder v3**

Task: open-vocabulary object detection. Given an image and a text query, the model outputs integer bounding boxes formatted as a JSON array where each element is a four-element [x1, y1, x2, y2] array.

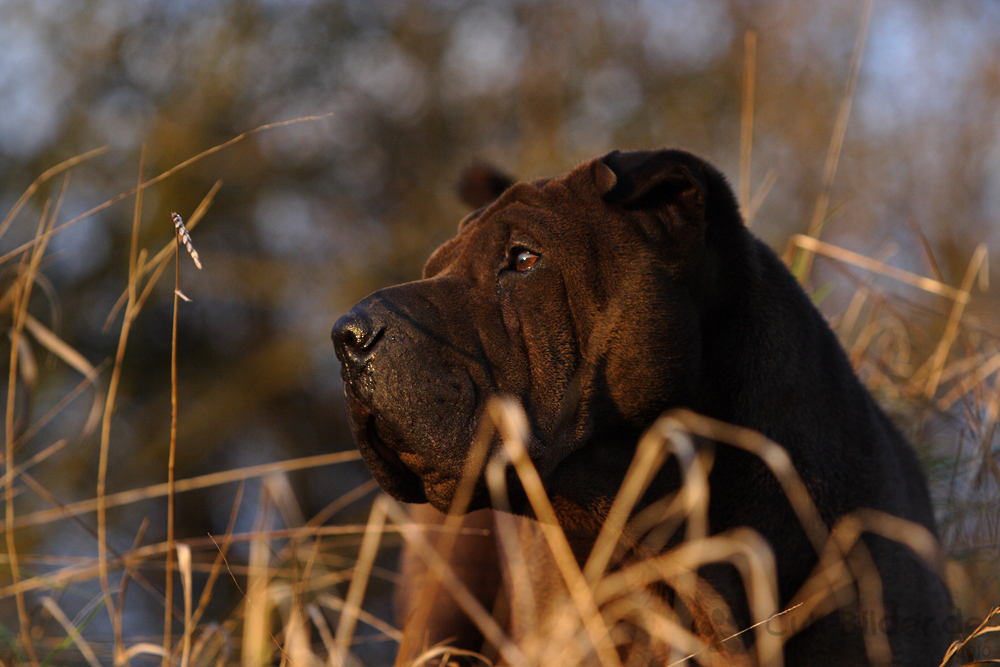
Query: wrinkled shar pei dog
[[332, 148, 952, 666]]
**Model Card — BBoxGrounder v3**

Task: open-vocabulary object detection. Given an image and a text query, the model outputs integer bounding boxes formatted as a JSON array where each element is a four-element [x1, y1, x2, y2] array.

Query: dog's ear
[[596, 149, 708, 234], [456, 163, 516, 210]]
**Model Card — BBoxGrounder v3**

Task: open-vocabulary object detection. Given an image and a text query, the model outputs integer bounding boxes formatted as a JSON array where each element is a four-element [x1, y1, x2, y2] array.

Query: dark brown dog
[[332, 149, 951, 666]]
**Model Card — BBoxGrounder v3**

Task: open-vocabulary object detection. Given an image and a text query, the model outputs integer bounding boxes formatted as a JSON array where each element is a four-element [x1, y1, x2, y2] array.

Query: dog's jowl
[[332, 148, 952, 666]]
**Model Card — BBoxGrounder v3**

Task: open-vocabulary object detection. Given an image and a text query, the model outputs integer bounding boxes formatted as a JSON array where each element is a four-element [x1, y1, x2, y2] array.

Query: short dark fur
[[332, 149, 951, 666]]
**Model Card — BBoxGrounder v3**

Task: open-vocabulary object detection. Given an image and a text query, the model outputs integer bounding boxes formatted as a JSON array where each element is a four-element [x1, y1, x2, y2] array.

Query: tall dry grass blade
[[395, 410, 498, 665], [0, 113, 338, 266], [3, 521, 447, 599], [115, 517, 149, 667], [793, 0, 874, 280], [669, 411, 828, 550], [40, 596, 102, 667], [939, 606, 1000, 666], [783, 508, 942, 665], [6, 192, 59, 667], [746, 168, 777, 227], [178, 544, 194, 667], [304, 479, 378, 530], [838, 244, 897, 345], [306, 604, 338, 665], [593, 528, 781, 667], [382, 497, 530, 667], [265, 473, 306, 531], [585, 414, 705, 584], [333, 495, 389, 667], [739, 30, 756, 222], [97, 153, 149, 655], [664, 603, 803, 667], [189, 625, 233, 667], [0, 146, 108, 244], [130, 145, 146, 289], [925, 243, 989, 398], [242, 483, 278, 667], [123, 644, 166, 661], [783, 513, 889, 665], [488, 398, 623, 667], [191, 481, 245, 630], [317, 593, 402, 643], [165, 205, 182, 667], [787, 234, 968, 301], [906, 218, 947, 283], [279, 604, 314, 667], [208, 530, 285, 667], [14, 438, 66, 474], [632, 430, 710, 554], [936, 353, 1000, 412], [15, 465, 181, 620], [22, 313, 106, 441], [105, 181, 221, 331], [987, 378, 1000, 425], [485, 459, 538, 653], [408, 646, 493, 667], [6, 450, 360, 531]]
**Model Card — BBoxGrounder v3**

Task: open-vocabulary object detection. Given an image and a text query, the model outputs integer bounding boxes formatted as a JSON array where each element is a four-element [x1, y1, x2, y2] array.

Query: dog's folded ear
[[457, 163, 516, 210], [596, 149, 708, 234]]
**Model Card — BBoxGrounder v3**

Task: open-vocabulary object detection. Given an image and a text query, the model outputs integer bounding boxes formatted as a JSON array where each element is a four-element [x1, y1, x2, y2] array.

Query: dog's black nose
[[332, 309, 385, 369]]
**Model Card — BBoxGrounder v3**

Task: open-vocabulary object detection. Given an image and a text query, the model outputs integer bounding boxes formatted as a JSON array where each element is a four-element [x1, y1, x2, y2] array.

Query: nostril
[[332, 311, 385, 366]]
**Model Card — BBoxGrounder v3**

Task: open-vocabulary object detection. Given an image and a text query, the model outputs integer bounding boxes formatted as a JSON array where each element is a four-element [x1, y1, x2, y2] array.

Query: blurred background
[[1, 0, 999, 664]]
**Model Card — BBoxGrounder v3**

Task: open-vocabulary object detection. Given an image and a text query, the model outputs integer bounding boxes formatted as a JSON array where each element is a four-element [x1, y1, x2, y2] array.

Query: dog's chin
[[355, 418, 428, 504]]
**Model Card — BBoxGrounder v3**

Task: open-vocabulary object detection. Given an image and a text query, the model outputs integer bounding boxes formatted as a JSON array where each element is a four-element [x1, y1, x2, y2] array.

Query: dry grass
[[0, 47, 997, 666]]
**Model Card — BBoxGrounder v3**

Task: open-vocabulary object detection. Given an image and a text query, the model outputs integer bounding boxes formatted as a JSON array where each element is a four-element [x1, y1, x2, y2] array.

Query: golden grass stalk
[[22, 314, 106, 440], [6, 179, 64, 667], [191, 481, 244, 630], [0, 113, 339, 266], [123, 644, 166, 662], [394, 406, 500, 665], [104, 181, 220, 331], [116, 518, 149, 667], [792, 0, 874, 280], [486, 459, 538, 649], [489, 397, 622, 667], [593, 529, 779, 666], [40, 596, 102, 667], [97, 149, 148, 665], [164, 205, 188, 667], [178, 543, 194, 667], [746, 169, 777, 226], [1, 520, 478, 600], [0, 146, 108, 243], [318, 592, 402, 643], [936, 352, 1000, 412], [5, 450, 360, 531], [306, 602, 339, 660], [382, 496, 529, 667], [408, 646, 493, 667], [939, 606, 1000, 666], [241, 483, 286, 667], [923, 243, 989, 398], [333, 495, 389, 666], [584, 416, 698, 585], [786, 234, 969, 302]]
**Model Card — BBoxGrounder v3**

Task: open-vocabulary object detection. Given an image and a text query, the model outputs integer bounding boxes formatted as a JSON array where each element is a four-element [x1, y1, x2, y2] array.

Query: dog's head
[[332, 149, 743, 512]]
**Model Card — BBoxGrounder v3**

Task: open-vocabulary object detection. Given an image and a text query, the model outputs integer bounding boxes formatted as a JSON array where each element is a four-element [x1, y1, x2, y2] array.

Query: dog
[[332, 148, 952, 666]]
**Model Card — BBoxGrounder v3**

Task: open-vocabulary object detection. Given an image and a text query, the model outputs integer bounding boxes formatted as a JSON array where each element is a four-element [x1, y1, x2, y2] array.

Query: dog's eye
[[514, 250, 538, 272]]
